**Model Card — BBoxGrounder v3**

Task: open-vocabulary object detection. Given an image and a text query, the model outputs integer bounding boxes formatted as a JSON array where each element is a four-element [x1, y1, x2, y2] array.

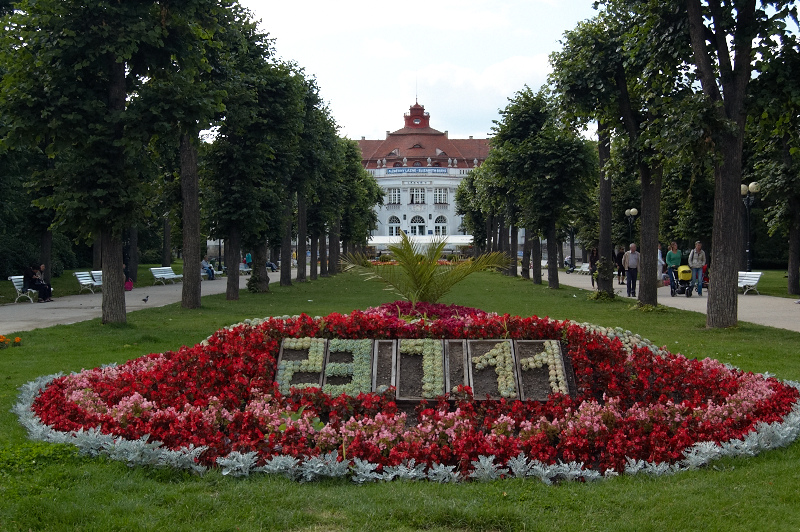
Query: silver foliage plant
[[14, 369, 800, 484]]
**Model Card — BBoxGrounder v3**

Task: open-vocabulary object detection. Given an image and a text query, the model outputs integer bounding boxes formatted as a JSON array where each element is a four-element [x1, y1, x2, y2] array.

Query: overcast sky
[[238, 1, 599, 141]]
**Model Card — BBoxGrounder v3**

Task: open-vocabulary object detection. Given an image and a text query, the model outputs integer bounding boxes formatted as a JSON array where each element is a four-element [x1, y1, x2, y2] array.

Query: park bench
[[74, 271, 103, 294], [150, 266, 184, 285], [578, 263, 591, 274], [91, 270, 103, 285], [8, 276, 37, 303], [738, 271, 762, 295], [238, 263, 252, 276]]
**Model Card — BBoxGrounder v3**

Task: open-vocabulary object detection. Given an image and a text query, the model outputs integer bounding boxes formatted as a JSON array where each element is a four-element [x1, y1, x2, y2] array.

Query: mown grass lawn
[[2, 271, 799, 531]]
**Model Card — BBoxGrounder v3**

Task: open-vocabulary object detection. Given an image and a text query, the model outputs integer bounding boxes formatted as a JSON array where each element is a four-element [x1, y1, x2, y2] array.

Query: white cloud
[[238, 0, 600, 140]]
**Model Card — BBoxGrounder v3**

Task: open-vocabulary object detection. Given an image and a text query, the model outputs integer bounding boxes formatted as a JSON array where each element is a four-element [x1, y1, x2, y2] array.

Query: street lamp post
[[624, 208, 639, 243], [741, 181, 760, 272]]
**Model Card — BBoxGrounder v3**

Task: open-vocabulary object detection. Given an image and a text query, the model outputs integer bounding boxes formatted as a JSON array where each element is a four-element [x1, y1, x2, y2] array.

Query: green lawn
[[753, 269, 800, 298], [2, 271, 799, 531]]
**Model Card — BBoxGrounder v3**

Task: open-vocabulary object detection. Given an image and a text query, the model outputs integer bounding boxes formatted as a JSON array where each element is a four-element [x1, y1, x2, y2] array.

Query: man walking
[[688, 241, 706, 296], [622, 243, 640, 297]]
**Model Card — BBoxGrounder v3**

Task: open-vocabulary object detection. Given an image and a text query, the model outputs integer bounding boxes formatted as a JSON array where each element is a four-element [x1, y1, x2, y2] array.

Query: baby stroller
[[673, 265, 694, 297]]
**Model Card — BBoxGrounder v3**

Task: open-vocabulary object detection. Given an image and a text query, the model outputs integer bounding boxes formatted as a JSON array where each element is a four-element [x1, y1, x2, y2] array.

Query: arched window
[[388, 216, 401, 236], [410, 215, 426, 236], [393, 162, 402, 167], [413, 161, 422, 167], [434, 215, 448, 236]]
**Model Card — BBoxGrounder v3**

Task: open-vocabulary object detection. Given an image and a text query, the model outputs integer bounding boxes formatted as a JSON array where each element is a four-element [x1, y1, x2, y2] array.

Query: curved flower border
[[14, 303, 800, 483]]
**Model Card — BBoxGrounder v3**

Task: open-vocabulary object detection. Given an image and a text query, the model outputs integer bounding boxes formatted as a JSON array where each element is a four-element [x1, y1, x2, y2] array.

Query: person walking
[[615, 246, 626, 285], [688, 241, 706, 296], [588, 247, 599, 288], [622, 243, 640, 297], [665, 241, 681, 296]]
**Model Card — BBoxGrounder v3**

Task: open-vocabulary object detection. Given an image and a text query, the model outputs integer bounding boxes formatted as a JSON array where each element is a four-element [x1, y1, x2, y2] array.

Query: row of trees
[[0, 0, 381, 322], [459, 0, 799, 328]]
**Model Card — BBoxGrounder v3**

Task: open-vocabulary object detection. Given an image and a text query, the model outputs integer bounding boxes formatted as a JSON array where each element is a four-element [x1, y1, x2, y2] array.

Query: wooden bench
[[738, 271, 762, 295], [8, 276, 37, 303], [150, 266, 184, 285], [74, 271, 103, 294]]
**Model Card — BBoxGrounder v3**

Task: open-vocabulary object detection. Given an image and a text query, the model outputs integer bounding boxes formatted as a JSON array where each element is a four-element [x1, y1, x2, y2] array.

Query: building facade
[[358, 103, 489, 244]]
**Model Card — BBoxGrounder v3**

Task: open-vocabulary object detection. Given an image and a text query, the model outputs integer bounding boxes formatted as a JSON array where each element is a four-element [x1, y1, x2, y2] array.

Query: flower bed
[[16, 303, 800, 483]]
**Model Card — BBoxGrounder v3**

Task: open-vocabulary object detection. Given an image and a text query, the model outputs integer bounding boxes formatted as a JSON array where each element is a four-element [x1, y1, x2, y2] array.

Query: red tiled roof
[[358, 103, 490, 168]]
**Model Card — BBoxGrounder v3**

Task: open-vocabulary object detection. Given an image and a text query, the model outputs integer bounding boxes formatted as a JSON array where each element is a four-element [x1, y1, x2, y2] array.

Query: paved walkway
[[0, 274, 252, 335], [2, 269, 798, 335], [546, 269, 800, 333]]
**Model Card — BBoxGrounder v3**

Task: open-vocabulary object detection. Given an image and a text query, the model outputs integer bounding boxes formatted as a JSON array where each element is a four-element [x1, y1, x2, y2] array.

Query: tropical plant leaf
[[341, 231, 509, 305]]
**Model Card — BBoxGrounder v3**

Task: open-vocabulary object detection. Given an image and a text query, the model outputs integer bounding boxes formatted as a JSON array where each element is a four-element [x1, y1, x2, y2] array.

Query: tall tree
[[490, 87, 596, 289], [680, 0, 797, 326], [1, 1, 161, 322], [748, 36, 800, 294], [203, 11, 304, 298], [552, 4, 690, 305]]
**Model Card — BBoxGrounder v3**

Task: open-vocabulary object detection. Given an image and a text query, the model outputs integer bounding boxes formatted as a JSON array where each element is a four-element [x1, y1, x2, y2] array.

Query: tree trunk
[[93, 237, 102, 270], [225, 227, 240, 300], [101, 55, 127, 323], [706, 135, 742, 328], [100, 228, 126, 324], [252, 239, 270, 292], [329, 221, 340, 275], [638, 165, 662, 306], [546, 222, 559, 289], [310, 233, 318, 280], [788, 195, 800, 295], [180, 133, 201, 309], [486, 214, 495, 252], [296, 193, 307, 283], [597, 122, 614, 296], [162, 215, 172, 266], [521, 228, 531, 280], [508, 225, 518, 276], [783, 139, 799, 295], [532, 234, 542, 285], [280, 200, 293, 287], [128, 226, 139, 282], [39, 230, 52, 284], [320, 231, 328, 277], [569, 229, 576, 271]]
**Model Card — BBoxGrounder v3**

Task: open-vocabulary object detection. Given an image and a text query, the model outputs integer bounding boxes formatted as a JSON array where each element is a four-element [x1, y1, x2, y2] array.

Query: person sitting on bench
[[26, 263, 53, 302], [201, 256, 215, 280]]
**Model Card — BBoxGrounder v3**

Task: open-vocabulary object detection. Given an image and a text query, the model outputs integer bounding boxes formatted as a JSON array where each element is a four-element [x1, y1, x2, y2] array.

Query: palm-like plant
[[341, 231, 510, 305]]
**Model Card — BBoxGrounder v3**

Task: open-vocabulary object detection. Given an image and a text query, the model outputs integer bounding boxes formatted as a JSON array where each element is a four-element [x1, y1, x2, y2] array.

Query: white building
[[358, 103, 490, 247]]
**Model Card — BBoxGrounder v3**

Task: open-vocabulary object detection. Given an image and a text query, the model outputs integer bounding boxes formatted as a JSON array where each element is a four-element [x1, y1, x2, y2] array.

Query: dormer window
[[412, 144, 422, 149]]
